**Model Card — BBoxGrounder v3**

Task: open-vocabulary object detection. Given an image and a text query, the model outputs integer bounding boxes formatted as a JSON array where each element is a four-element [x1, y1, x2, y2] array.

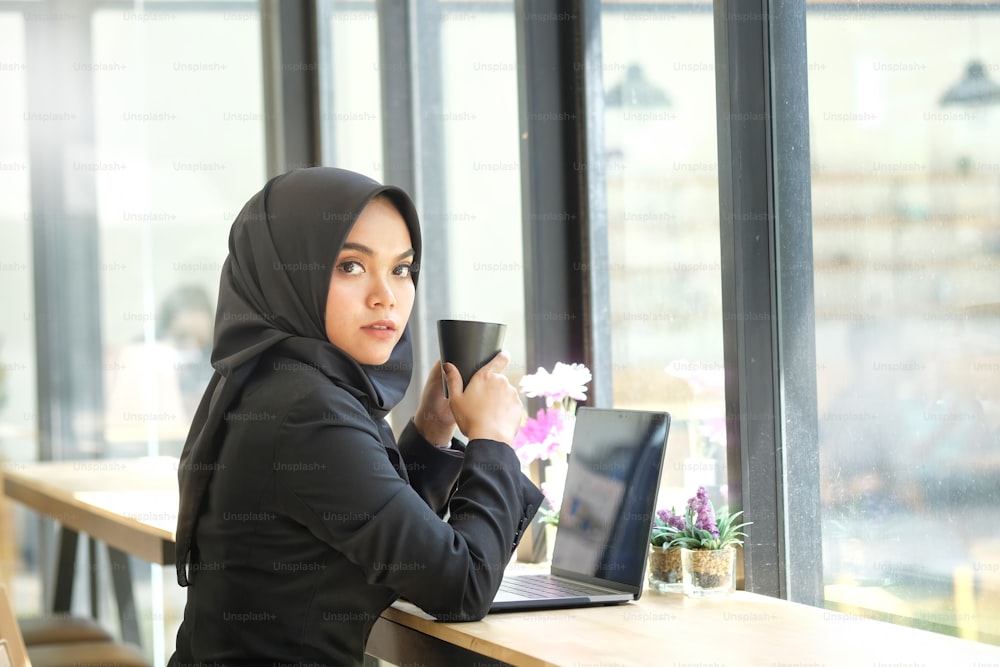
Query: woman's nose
[[368, 276, 396, 309]]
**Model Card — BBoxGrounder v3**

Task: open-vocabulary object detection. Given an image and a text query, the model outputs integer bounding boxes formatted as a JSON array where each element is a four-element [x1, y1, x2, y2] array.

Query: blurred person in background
[[156, 284, 215, 419]]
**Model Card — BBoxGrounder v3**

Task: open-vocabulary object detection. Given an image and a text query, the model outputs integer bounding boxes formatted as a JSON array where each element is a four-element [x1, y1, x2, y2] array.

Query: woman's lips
[[362, 321, 396, 340]]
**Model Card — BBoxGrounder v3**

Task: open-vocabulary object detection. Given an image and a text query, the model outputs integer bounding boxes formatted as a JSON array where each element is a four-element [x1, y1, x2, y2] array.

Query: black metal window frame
[[713, 0, 821, 604]]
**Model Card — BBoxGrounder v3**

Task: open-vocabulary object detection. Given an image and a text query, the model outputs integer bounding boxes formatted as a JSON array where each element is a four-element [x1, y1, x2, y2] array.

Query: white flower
[[519, 362, 592, 405]]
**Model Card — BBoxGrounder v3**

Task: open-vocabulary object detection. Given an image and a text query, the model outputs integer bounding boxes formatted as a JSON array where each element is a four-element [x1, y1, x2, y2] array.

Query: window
[[92, 6, 266, 459], [807, 3, 1000, 643], [601, 1, 727, 513], [436, 3, 526, 369], [319, 0, 382, 178]]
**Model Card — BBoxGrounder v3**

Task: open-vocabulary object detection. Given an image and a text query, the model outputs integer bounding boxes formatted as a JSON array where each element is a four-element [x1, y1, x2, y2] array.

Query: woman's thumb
[[442, 362, 464, 398]]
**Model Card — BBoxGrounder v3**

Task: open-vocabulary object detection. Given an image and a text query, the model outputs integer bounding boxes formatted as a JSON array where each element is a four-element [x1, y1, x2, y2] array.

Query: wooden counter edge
[[1, 470, 176, 565]]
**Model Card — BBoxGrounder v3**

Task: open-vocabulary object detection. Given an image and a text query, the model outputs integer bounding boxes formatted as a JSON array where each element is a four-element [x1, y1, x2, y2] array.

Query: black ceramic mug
[[437, 319, 507, 397]]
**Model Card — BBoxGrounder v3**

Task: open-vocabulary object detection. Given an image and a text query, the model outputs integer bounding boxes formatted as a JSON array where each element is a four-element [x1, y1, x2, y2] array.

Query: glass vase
[[647, 544, 683, 593], [681, 546, 735, 597], [545, 522, 557, 562]]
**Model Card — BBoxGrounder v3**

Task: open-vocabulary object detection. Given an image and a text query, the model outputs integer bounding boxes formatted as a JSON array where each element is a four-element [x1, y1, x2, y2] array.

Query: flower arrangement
[[512, 362, 592, 527], [650, 507, 686, 548], [512, 362, 592, 465], [647, 507, 688, 591], [658, 486, 750, 551], [649, 487, 751, 595]]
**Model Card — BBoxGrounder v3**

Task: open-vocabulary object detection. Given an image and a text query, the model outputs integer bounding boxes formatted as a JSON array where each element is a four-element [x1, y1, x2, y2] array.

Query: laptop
[[490, 407, 671, 612]]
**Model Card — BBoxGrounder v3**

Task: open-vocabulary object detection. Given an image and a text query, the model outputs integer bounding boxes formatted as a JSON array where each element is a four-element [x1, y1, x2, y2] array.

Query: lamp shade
[[606, 64, 670, 108], [939, 60, 1000, 106]]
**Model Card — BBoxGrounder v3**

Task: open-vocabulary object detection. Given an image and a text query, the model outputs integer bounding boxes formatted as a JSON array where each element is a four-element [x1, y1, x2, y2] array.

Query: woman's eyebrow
[[340, 242, 414, 261]]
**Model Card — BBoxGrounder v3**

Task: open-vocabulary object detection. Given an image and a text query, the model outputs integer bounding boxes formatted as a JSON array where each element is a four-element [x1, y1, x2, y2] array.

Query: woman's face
[[324, 196, 416, 365]]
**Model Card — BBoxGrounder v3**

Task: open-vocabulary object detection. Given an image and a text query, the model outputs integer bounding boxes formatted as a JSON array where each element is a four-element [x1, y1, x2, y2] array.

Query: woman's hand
[[444, 351, 523, 446], [413, 360, 458, 447]]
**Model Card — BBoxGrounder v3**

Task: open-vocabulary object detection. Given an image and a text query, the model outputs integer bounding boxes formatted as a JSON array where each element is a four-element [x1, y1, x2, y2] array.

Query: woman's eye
[[337, 260, 364, 275], [394, 263, 413, 278]]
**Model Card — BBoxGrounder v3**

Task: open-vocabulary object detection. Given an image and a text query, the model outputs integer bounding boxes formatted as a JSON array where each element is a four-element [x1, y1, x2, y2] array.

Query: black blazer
[[168, 352, 543, 666]]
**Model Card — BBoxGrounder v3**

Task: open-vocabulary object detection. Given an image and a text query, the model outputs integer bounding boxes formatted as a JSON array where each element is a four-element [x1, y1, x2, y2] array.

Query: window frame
[[712, 0, 823, 603]]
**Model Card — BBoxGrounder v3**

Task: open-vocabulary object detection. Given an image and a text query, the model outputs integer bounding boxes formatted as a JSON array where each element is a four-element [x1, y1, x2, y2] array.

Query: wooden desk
[[5, 459, 1000, 666], [1, 457, 177, 565], [1, 457, 178, 648], [369, 590, 1000, 666]]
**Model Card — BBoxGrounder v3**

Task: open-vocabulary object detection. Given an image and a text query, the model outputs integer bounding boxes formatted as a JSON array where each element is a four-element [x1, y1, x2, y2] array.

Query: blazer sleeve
[[396, 418, 466, 516], [273, 395, 544, 621]]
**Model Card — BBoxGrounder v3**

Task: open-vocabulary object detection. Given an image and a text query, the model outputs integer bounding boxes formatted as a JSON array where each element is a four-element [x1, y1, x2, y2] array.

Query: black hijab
[[174, 167, 422, 586]]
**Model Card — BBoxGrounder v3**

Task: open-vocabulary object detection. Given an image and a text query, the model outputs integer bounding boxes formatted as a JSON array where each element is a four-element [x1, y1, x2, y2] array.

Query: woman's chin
[[327, 335, 397, 367], [351, 346, 394, 367]]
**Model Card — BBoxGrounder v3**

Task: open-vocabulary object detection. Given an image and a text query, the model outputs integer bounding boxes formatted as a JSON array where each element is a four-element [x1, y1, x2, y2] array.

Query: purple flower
[[657, 508, 686, 531], [688, 486, 719, 538]]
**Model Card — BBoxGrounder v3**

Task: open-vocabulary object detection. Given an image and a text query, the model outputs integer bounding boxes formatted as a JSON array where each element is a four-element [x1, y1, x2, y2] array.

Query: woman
[[168, 167, 543, 665]]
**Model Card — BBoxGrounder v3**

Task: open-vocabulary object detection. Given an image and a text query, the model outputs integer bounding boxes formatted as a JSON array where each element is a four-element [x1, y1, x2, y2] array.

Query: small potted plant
[[661, 486, 750, 597], [648, 507, 685, 593]]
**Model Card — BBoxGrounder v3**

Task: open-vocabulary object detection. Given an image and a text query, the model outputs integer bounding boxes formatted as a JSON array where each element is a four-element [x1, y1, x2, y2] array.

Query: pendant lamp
[[939, 60, 1000, 107]]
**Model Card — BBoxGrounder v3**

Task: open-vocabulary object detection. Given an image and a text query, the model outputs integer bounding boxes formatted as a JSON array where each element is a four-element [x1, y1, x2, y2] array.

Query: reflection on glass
[[808, 5, 1000, 645], [104, 284, 215, 448], [601, 2, 725, 514], [91, 7, 264, 458], [552, 408, 669, 588]]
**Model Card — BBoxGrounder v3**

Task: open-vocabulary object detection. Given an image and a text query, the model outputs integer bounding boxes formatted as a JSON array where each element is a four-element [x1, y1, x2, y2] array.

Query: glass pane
[[436, 4, 526, 370], [601, 2, 726, 514], [92, 6, 265, 459], [320, 0, 383, 178], [0, 8, 41, 617], [808, 4, 1000, 645], [0, 11, 35, 463]]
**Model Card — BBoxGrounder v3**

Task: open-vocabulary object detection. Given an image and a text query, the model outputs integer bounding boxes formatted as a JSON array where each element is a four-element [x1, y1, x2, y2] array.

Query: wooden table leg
[[52, 526, 78, 614], [108, 546, 141, 646], [52, 529, 144, 649], [88, 537, 98, 618]]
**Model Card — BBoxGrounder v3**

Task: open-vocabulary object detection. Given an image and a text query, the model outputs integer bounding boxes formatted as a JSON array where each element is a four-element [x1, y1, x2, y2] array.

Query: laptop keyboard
[[498, 574, 607, 599]]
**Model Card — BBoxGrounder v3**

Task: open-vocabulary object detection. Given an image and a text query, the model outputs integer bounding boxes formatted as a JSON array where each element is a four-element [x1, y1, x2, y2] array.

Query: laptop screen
[[550, 408, 670, 590]]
